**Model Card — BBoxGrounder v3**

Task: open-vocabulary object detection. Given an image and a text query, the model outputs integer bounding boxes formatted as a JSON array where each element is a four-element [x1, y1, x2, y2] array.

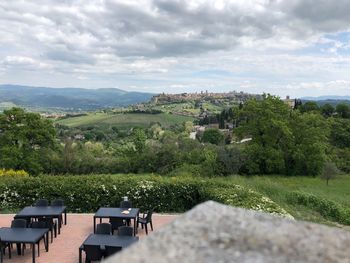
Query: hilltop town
[[151, 90, 262, 104]]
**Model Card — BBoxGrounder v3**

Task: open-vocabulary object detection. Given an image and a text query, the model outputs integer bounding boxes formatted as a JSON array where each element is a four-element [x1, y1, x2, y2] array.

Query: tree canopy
[[0, 108, 56, 175], [235, 95, 330, 176]]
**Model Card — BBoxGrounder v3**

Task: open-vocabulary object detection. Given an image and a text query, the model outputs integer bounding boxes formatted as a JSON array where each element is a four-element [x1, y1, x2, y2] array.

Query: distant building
[[236, 138, 252, 144], [283, 96, 296, 109], [151, 91, 262, 105], [40, 113, 66, 119], [74, 134, 85, 140], [208, 123, 220, 129]]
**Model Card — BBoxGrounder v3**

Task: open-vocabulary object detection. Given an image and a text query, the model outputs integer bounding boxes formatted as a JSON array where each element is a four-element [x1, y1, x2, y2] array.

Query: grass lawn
[[56, 112, 194, 128], [223, 175, 350, 227]]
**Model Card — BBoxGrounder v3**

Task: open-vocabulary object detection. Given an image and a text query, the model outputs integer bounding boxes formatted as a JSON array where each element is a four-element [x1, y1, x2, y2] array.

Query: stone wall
[[105, 201, 350, 263]]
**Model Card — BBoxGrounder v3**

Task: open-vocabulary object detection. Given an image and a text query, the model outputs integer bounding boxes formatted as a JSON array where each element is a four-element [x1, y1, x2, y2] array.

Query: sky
[[1, 0, 350, 98]]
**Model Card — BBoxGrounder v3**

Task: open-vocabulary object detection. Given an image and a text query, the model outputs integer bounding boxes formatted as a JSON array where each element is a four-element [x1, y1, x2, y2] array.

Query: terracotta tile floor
[[0, 213, 178, 263]]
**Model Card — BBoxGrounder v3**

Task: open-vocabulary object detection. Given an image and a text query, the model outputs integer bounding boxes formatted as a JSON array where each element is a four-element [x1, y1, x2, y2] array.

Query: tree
[[294, 99, 302, 110], [289, 112, 330, 176], [62, 139, 77, 173], [132, 128, 147, 152], [216, 145, 246, 175], [336, 103, 350, 118], [329, 118, 350, 148], [202, 128, 225, 145], [299, 101, 320, 113], [0, 108, 56, 175], [183, 121, 194, 134], [236, 95, 330, 176], [236, 95, 292, 174], [321, 103, 335, 117], [321, 161, 339, 185]]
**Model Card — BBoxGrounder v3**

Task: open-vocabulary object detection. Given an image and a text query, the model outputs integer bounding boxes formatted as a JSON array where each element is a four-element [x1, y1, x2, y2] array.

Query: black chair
[[35, 199, 49, 207], [96, 223, 111, 235], [51, 198, 64, 228], [11, 219, 27, 228], [137, 209, 154, 235], [104, 246, 122, 258], [30, 221, 47, 229], [30, 221, 47, 256], [83, 245, 103, 263], [120, 200, 132, 225], [51, 199, 64, 206], [10, 219, 27, 257], [117, 226, 133, 236], [0, 238, 11, 261], [109, 218, 125, 235], [38, 217, 57, 243], [119, 200, 132, 208]]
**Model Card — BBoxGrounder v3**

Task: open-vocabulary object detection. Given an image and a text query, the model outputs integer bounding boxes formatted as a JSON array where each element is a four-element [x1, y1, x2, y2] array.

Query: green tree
[[132, 128, 147, 152], [329, 118, 350, 148], [321, 103, 335, 117], [0, 108, 56, 175], [236, 95, 292, 174], [300, 101, 320, 113], [289, 112, 330, 176], [202, 128, 225, 145], [61, 139, 78, 173], [183, 121, 194, 134], [236, 96, 329, 176], [336, 103, 350, 118], [216, 145, 246, 175], [321, 161, 339, 185], [294, 99, 302, 110]]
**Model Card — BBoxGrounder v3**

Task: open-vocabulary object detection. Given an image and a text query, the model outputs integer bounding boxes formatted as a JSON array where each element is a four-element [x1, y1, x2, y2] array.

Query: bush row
[[0, 175, 290, 217], [286, 191, 350, 225]]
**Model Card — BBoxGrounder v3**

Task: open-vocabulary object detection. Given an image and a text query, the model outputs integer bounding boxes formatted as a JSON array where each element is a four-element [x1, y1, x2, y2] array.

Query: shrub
[[200, 183, 292, 218], [0, 169, 29, 177], [286, 191, 350, 225], [0, 174, 291, 218]]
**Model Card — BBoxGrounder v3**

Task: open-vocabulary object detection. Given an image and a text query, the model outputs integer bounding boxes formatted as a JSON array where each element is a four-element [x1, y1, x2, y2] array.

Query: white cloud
[[0, 0, 350, 96], [2, 56, 51, 70]]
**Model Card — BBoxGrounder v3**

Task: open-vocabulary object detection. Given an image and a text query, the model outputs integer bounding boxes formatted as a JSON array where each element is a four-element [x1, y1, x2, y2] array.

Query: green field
[[223, 175, 350, 227], [56, 112, 194, 128]]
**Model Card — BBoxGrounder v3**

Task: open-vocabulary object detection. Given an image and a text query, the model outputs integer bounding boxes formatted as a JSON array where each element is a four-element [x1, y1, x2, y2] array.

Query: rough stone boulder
[[105, 201, 350, 263]]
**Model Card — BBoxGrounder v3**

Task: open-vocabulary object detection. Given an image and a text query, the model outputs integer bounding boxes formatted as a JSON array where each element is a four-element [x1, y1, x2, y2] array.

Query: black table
[[93, 208, 139, 235], [0, 227, 49, 263], [79, 234, 139, 263], [15, 206, 67, 234]]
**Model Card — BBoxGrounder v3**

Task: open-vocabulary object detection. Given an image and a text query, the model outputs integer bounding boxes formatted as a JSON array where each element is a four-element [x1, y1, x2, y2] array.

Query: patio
[[0, 213, 178, 263]]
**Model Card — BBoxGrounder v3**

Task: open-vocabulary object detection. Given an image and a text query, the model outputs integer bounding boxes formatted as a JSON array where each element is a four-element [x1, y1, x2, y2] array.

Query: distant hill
[[301, 95, 350, 106], [0, 84, 155, 111], [302, 95, 350, 101]]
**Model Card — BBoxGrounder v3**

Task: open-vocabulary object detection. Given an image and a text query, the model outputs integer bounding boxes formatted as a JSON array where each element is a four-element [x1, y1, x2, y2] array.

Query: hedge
[[287, 191, 350, 225], [0, 174, 291, 217]]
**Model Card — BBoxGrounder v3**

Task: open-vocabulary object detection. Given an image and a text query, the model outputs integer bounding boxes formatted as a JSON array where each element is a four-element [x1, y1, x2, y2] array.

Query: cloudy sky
[[1, 0, 350, 97]]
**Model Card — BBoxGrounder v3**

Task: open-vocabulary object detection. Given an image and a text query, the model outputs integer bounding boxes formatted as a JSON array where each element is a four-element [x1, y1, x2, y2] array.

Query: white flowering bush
[[0, 187, 20, 209], [202, 184, 293, 218]]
